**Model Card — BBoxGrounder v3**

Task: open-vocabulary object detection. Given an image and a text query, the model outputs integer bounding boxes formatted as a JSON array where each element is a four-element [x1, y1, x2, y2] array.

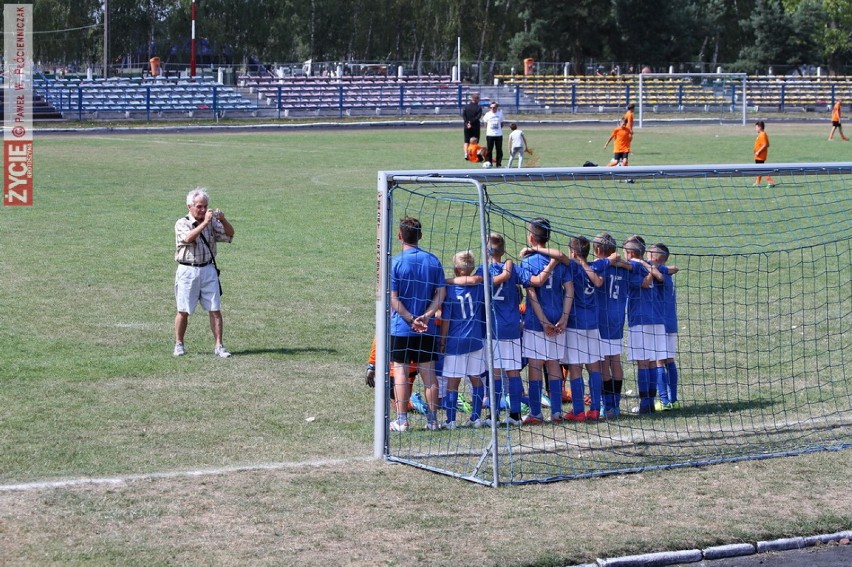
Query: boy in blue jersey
[[648, 243, 681, 410], [623, 236, 665, 415], [389, 217, 447, 432], [590, 233, 632, 417], [519, 218, 572, 424], [440, 250, 487, 429]]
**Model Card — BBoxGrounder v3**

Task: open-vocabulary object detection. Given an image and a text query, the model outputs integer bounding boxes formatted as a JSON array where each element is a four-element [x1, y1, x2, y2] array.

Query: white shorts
[[562, 328, 603, 365], [175, 264, 220, 314], [664, 333, 678, 359], [599, 337, 624, 357], [523, 329, 566, 361], [491, 338, 522, 371], [627, 324, 667, 361], [443, 348, 487, 378]]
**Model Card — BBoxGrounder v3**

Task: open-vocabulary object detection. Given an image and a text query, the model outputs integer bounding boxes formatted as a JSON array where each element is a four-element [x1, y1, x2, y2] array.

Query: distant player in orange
[[604, 117, 632, 166], [828, 100, 848, 141], [624, 103, 635, 133], [466, 136, 489, 163], [753, 121, 776, 188]]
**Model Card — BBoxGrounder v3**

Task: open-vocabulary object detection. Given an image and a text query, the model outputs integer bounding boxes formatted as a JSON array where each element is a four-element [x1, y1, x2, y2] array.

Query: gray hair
[[186, 187, 210, 206]]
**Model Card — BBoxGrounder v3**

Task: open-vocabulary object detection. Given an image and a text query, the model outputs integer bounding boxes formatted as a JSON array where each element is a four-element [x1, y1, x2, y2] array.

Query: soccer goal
[[375, 162, 852, 487], [637, 73, 748, 127]]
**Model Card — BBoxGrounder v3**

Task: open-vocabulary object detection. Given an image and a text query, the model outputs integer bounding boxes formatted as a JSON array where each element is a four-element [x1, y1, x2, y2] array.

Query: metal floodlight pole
[[190, 0, 197, 78], [103, 0, 108, 78]]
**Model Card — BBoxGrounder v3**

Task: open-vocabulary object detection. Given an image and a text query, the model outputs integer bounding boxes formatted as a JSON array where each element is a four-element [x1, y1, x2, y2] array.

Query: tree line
[[27, 0, 852, 77]]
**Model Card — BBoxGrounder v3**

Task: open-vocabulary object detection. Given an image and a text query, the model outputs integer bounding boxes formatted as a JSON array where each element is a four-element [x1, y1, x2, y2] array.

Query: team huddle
[[383, 216, 680, 432]]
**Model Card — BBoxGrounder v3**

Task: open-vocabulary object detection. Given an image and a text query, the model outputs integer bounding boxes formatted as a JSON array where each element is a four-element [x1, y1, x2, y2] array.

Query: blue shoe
[[410, 392, 428, 414]]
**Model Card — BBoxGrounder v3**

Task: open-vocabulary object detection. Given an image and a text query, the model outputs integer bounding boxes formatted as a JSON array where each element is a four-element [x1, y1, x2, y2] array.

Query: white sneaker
[[439, 420, 457, 430], [173, 342, 185, 357], [214, 344, 231, 358], [390, 420, 409, 432], [461, 418, 484, 428], [501, 416, 522, 426]]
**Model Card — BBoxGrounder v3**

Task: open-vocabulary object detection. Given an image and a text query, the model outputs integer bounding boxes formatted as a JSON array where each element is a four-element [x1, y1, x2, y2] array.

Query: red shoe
[[522, 414, 545, 425], [585, 410, 601, 421], [565, 411, 587, 422]]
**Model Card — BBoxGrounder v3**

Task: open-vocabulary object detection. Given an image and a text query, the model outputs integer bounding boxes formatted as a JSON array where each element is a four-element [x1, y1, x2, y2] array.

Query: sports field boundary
[[0, 456, 372, 493]]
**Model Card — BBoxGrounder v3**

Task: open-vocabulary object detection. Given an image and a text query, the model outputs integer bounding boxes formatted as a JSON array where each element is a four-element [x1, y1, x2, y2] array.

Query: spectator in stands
[[462, 92, 483, 159], [753, 121, 776, 188], [389, 217, 446, 432], [173, 188, 235, 358], [482, 101, 505, 167], [605, 117, 632, 166], [506, 123, 531, 168], [829, 99, 849, 141]]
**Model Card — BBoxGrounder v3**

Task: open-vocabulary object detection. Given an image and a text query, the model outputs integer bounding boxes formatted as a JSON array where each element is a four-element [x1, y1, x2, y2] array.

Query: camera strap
[[191, 216, 223, 296]]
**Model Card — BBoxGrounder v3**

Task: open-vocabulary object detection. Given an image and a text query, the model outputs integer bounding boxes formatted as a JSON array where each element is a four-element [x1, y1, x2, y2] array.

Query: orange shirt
[[611, 126, 632, 153], [832, 102, 842, 122], [624, 110, 634, 132], [467, 143, 485, 162], [754, 131, 769, 161]]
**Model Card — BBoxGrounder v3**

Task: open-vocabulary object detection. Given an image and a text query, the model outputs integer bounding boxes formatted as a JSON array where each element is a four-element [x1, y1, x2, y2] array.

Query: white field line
[[0, 456, 373, 493]]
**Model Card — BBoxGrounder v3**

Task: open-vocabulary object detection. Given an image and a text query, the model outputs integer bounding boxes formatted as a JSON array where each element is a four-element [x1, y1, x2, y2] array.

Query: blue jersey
[[626, 260, 662, 327], [390, 246, 445, 336], [488, 261, 523, 340], [591, 258, 629, 340], [442, 281, 485, 355], [520, 252, 570, 332], [567, 260, 598, 330], [658, 265, 678, 333]]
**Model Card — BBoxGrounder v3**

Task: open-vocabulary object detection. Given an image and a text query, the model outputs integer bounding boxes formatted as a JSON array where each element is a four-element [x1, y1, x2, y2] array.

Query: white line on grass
[[0, 457, 373, 493]]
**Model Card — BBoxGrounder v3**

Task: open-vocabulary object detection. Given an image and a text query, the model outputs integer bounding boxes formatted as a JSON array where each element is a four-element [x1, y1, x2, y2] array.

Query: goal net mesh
[[377, 163, 852, 486]]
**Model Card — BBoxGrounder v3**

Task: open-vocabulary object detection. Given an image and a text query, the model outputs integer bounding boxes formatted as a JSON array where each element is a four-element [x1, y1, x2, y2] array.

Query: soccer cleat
[[603, 408, 619, 419], [502, 416, 522, 426], [631, 405, 654, 415], [425, 421, 439, 431], [565, 411, 586, 422], [389, 420, 409, 432], [410, 392, 428, 414], [173, 342, 186, 357], [521, 414, 545, 425], [766, 183, 776, 188], [654, 401, 674, 411], [670, 400, 682, 410], [457, 394, 473, 414], [585, 410, 601, 421], [550, 412, 565, 423], [481, 417, 494, 428], [461, 418, 485, 428], [752, 183, 761, 187], [365, 364, 376, 386], [439, 420, 457, 430], [214, 344, 232, 358]]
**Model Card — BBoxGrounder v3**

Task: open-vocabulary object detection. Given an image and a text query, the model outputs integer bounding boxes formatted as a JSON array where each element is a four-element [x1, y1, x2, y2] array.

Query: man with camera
[[173, 187, 235, 358]]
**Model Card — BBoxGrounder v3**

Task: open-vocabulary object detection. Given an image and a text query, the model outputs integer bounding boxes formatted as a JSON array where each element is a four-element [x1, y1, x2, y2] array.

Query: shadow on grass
[[232, 347, 338, 356]]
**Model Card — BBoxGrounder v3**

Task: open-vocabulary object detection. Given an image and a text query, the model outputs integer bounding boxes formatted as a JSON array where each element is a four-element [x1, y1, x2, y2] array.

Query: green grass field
[[1, 122, 850, 565]]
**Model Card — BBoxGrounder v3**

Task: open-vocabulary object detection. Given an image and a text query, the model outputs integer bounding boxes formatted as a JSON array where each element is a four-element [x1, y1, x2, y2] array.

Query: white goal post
[[637, 72, 748, 127]]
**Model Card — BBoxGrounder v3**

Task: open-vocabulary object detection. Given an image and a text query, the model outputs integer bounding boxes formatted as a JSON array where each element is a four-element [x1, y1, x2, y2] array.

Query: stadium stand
[[34, 75, 257, 119]]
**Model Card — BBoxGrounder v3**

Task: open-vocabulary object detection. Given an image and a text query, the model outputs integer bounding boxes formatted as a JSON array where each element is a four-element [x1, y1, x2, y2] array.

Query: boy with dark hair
[[389, 216, 446, 431], [648, 243, 681, 410], [753, 121, 776, 188]]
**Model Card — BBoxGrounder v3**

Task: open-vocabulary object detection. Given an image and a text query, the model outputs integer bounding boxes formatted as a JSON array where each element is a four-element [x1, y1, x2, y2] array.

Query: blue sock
[[637, 368, 652, 410], [446, 391, 458, 423], [570, 377, 585, 415], [508, 376, 523, 413], [492, 378, 503, 417], [666, 362, 679, 402], [589, 371, 602, 411], [655, 366, 669, 404], [548, 378, 563, 415], [528, 380, 543, 416], [602, 380, 615, 412], [471, 384, 485, 421]]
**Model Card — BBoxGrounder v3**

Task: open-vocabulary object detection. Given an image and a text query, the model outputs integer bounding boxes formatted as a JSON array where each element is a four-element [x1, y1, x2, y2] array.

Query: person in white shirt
[[482, 101, 505, 167], [506, 123, 529, 168]]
